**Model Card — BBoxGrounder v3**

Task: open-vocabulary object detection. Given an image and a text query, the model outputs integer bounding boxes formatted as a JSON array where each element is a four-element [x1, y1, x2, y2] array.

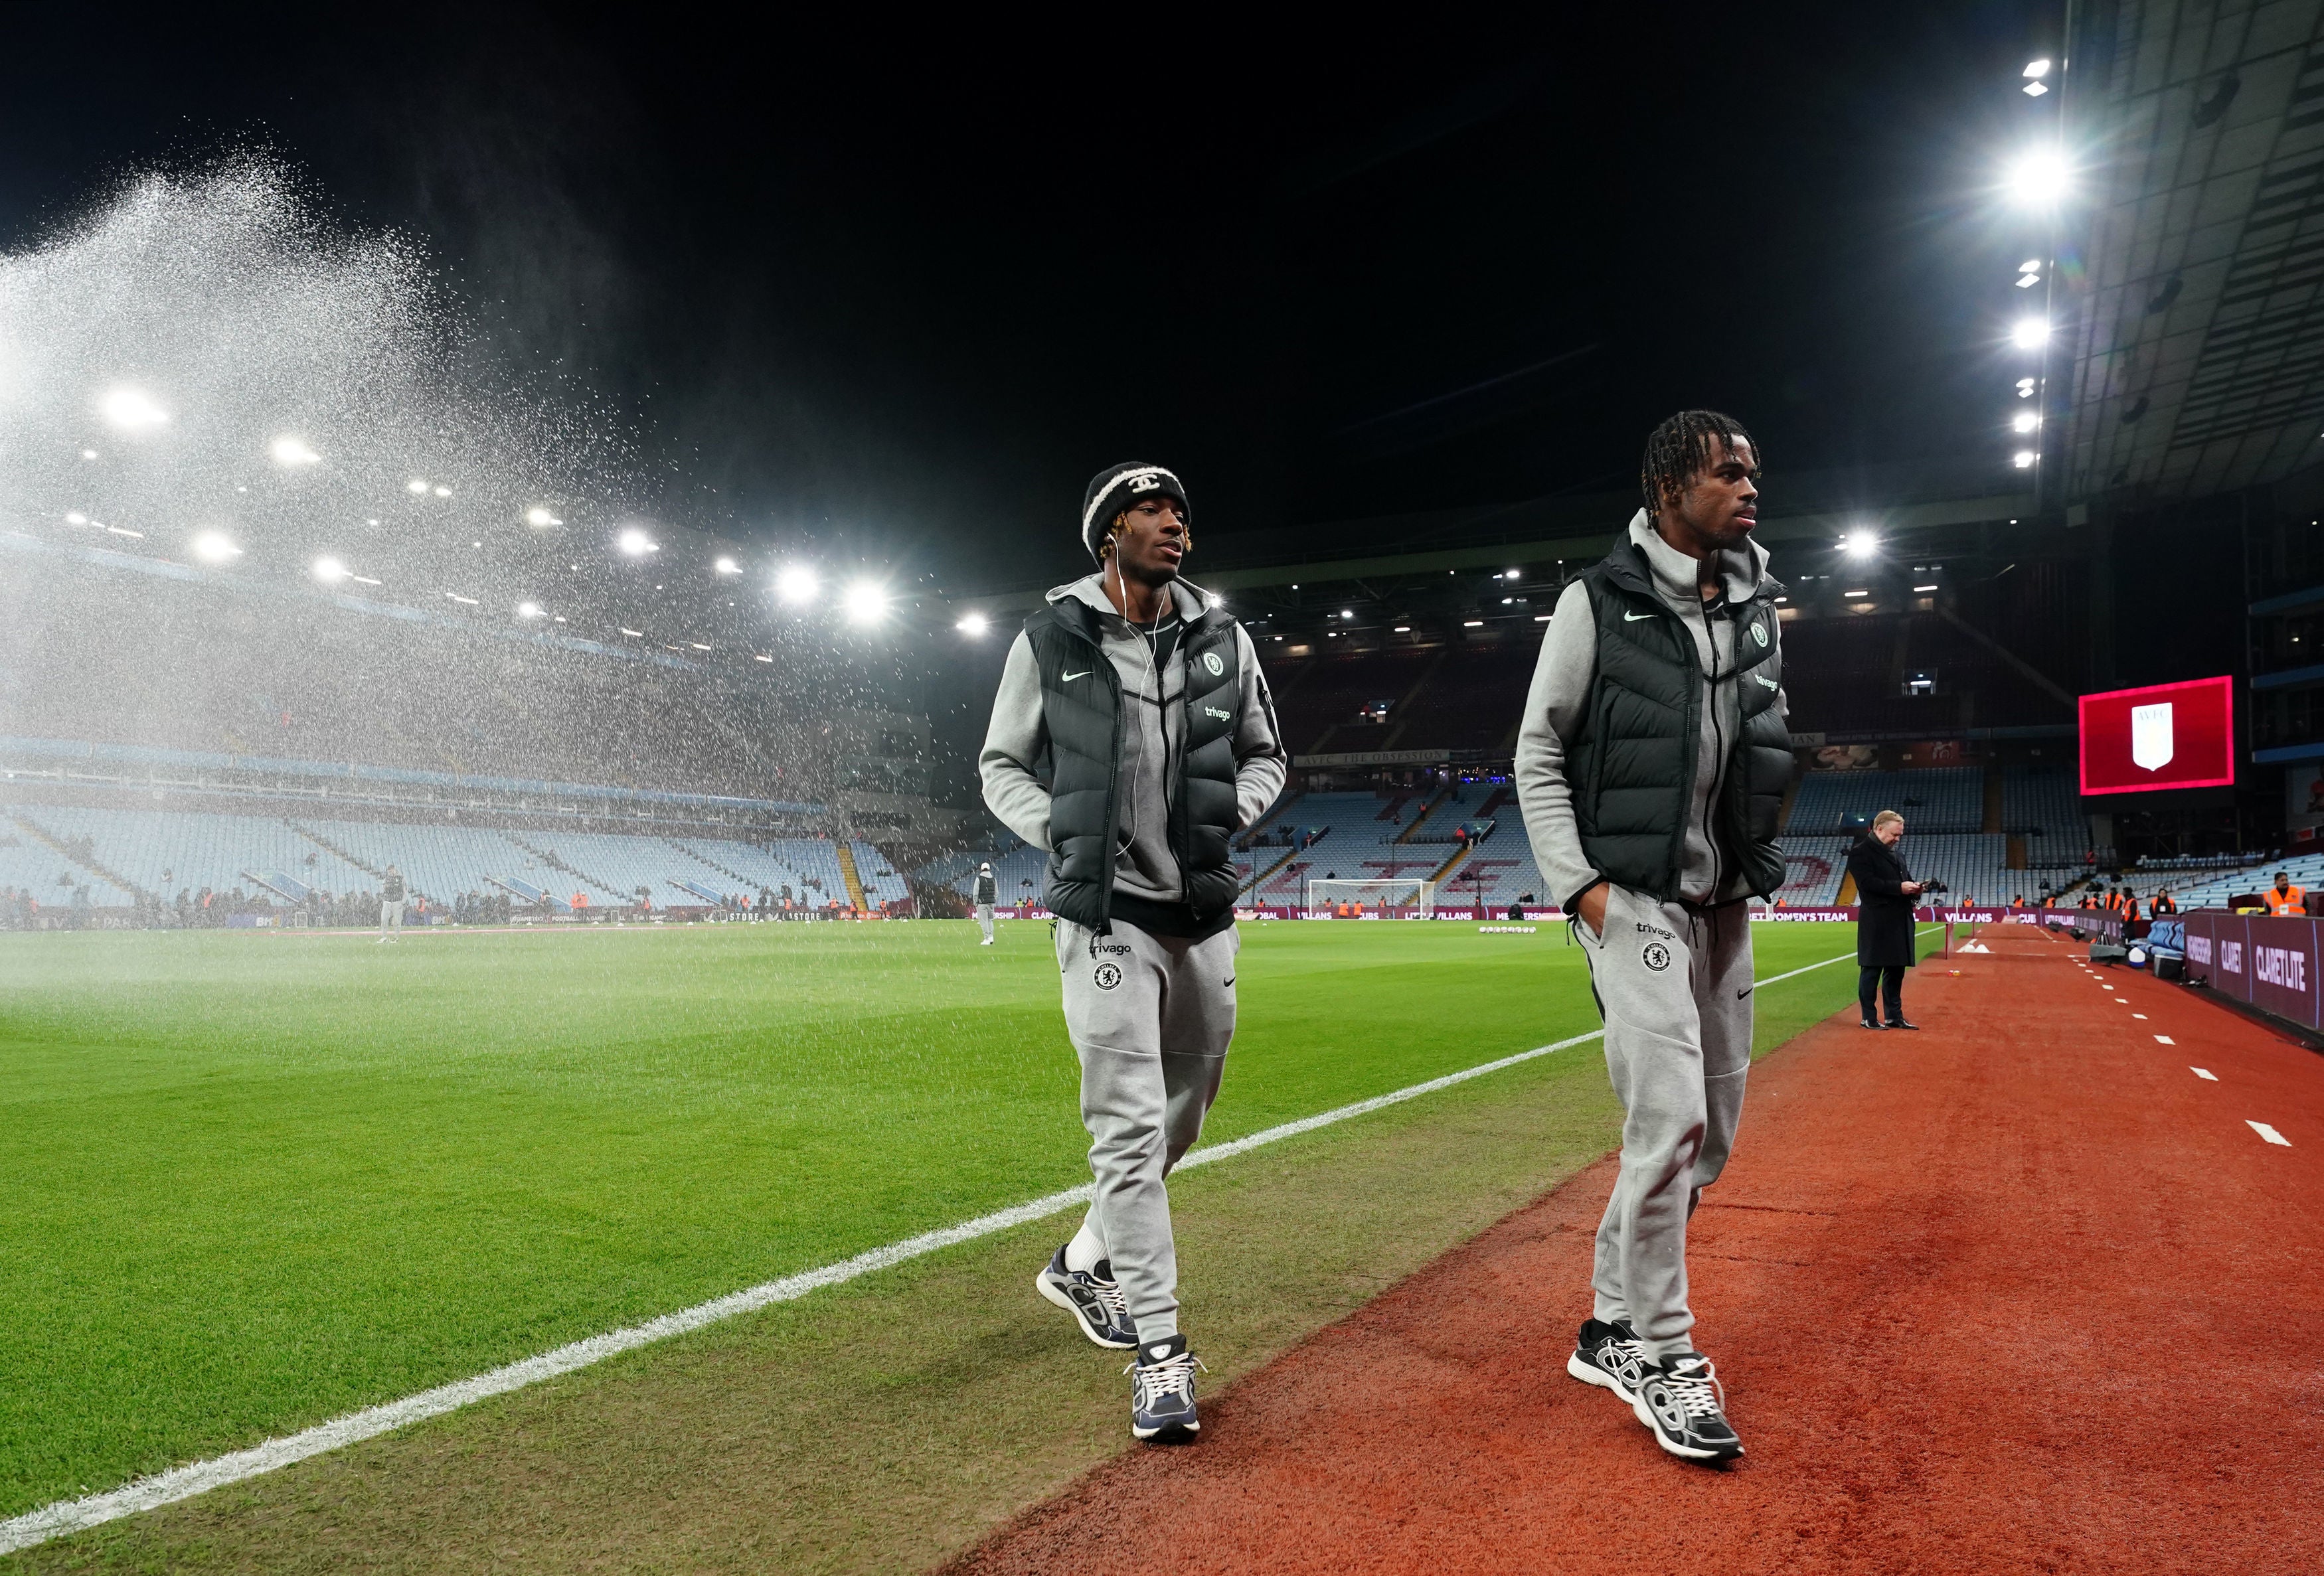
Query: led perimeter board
[[2078, 676, 2235, 795]]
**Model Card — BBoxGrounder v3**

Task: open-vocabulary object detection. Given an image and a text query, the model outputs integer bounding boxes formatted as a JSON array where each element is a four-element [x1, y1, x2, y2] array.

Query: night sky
[[2, 3, 2050, 593]]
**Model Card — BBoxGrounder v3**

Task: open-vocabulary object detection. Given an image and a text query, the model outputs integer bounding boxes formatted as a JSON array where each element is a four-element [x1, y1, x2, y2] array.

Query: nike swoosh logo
[[1623, 610, 1653, 621], [1062, 670, 1091, 680], [1736, 986, 1753, 998], [1222, 976, 1235, 986]]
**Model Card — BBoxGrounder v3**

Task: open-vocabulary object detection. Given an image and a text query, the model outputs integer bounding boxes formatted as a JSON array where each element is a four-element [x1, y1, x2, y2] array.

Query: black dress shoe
[[1861, 1016, 1886, 1030], [1885, 1018, 1920, 1030]]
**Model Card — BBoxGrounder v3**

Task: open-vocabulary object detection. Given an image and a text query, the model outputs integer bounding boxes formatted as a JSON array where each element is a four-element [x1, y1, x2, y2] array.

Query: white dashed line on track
[[2133, 1013, 2148, 1020], [2155, 1035, 2176, 1045], [2248, 1121, 2291, 1146], [2192, 1067, 2217, 1081]]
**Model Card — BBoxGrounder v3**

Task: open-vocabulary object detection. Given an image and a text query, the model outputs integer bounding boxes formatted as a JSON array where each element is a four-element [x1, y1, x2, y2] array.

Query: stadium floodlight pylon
[[1305, 879, 1436, 918]]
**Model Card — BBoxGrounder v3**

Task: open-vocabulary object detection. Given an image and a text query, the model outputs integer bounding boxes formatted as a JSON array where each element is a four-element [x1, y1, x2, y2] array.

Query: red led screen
[[2078, 676, 2236, 796]]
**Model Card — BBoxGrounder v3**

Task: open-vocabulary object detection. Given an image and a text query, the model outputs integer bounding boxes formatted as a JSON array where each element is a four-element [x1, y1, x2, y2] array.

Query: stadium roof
[[2060, 0, 2324, 504]]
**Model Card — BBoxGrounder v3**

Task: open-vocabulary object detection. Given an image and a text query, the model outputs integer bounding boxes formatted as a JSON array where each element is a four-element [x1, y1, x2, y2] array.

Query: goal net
[[1305, 879, 1436, 919]]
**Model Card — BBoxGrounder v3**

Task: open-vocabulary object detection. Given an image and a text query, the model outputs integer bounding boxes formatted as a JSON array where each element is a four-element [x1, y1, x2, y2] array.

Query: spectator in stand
[[2264, 871, 2305, 916], [1847, 811, 1924, 1032]]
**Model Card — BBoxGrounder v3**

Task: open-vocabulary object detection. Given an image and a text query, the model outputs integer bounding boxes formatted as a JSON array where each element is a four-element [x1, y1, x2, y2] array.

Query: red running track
[[952, 925, 2324, 1575]]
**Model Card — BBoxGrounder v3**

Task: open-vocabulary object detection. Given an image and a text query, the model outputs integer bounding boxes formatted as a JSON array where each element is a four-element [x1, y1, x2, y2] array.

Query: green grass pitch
[[0, 915, 1931, 1521]]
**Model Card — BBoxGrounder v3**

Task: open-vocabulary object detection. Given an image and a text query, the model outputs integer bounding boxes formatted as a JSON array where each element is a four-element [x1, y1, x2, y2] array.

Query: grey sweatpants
[[977, 903, 995, 941], [379, 900, 403, 939], [1576, 884, 1753, 1363], [1056, 917, 1238, 1342]]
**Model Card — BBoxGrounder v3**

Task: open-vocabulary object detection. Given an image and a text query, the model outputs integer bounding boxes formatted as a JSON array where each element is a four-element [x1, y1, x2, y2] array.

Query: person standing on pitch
[[980, 461, 1286, 1443], [974, 860, 998, 945], [1847, 811, 1924, 1030], [378, 864, 406, 944], [1515, 410, 1791, 1464]]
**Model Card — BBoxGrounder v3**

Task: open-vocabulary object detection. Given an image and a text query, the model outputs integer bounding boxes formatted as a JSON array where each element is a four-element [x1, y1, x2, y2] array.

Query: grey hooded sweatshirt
[[981, 574, 1287, 928], [1514, 511, 1787, 910]]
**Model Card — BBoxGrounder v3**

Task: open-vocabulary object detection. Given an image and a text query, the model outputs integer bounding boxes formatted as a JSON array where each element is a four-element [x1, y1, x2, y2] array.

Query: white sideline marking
[[0, 936, 1897, 1555], [2192, 1067, 2217, 1081], [2248, 1121, 2290, 1146], [2115, 998, 2128, 1004], [2133, 1014, 2148, 1020], [2155, 1035, 2176, 1045]]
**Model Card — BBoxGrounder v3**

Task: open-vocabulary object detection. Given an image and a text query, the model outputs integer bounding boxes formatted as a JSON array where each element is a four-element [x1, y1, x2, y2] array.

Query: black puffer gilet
[[1022, 593, 1244, 931], [1564, 540, 1790, 902]]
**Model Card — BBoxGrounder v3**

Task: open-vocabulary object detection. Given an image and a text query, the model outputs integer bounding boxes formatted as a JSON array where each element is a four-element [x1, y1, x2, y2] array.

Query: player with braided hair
[[1640, 409, 1762, 516], [1515, 411, 1790, 1462]]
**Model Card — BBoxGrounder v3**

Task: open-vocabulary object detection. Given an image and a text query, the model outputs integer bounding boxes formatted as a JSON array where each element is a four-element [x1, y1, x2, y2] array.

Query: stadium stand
[[1774, 836, 1850, 906], [2002, 767, 2092, 866], [1787, 768, 1982, 834], [0, 797, 908, 920], [2163, 854, 2323, 911]]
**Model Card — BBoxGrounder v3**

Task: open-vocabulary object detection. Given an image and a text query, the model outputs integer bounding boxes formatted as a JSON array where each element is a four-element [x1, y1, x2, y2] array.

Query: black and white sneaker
[[1034, 1245, 1135, 1350], [1126, 1332, 1205, 1443], [1632, 1353, 1744, 1462], [1566, 1318, 1649, 1406]]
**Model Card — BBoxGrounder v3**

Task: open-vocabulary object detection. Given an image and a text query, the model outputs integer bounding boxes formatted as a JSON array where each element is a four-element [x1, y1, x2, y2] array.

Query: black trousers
[[1859, 965, 1905, 1022]]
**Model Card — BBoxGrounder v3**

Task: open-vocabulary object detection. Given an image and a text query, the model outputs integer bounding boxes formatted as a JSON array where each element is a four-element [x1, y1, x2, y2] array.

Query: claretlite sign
[[2079, 676, 2236, 795], [2181, 910, 2319, 1029]]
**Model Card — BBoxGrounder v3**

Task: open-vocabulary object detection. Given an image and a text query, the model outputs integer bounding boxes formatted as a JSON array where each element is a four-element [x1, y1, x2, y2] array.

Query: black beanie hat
[[1080, 462, 1189, 563]]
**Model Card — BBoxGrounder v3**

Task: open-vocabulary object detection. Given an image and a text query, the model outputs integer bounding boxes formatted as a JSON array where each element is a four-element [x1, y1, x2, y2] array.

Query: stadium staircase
[[9, 812, 155, 902], [1428, 842, 1471, 885], [289, 820, 381, 878], [500, 832, 627, 904], [835, 843, 869, 909], [1395, 784, 1457, 844]]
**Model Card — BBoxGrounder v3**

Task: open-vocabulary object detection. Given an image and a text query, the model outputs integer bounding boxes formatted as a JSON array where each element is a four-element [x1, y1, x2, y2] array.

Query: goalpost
[[1305, 878, 1436, 919]]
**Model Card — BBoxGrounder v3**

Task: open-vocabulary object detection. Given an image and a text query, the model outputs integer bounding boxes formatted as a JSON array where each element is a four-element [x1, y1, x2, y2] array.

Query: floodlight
[[517, 601, 544, 618], [1843, 533, 1879, 558], [714, 556, 742, 575], [80, 449, 98, 460], [2013, 450, 2038, 469], [1209, 592, 1226, 609], [269, 435, 320, 466], [2020, 259, 2042, 274], [2011, 317, 2050, 349], [2023, 58, 2052, 78], [620, 627, 645, 637], [776, 565, 819, 603], [525, 507, 562, 527], [432, 485, 452, 498], [2012, 410, 2040, 433], [64, 512, 86, 525], [1914, 584, 1940, 592], [955, 612, 991, 636], [1504, 569, 1521, 580], [190, 530, 242, 564], [1340, 608, 1354, 618], [99, 387, 169, 430], [406, 479, 430, 495], [1463, 619, 1483, 627], [2003, 147, 2070, 206], [2017, 377, 2038, 396], [842, 581, 888, 625], [1394, 625, 1411, 633], [313, 556, 351, 584], [617, 527, 658, 556], [2017, 272, 2041, 289]]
